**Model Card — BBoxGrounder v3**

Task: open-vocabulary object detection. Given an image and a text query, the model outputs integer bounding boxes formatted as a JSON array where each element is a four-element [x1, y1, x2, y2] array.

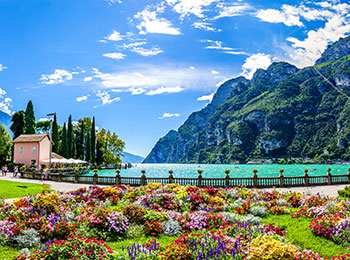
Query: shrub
[[222, 212, 240, 223], [162, 219, 182, 236], [145, 220, 163, 236], [13, 228, 40, 248], [276, 199, 288, 207], [338, 186, 350, 197], [122, 205, 146, 224], [248, 235, 299, 260], [251, 206, 267, 217], [268, 206, 287, 215], [160, 243, 192, 260], [0, 233, 9, 247], [242, 214, 261, 225], [30, 236, 115, 259], [126, 224, 145, 239], [144, 210, 168, 222], [32, 193, 61, 214]]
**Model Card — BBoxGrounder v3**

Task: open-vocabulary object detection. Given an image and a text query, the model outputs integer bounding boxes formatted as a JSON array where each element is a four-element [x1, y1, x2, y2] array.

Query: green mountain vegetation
[[144, 36, 350, 164]]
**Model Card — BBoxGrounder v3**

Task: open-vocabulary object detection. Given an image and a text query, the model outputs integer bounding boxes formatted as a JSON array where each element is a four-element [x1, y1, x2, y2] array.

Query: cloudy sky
[[0, 0, 350, 157]]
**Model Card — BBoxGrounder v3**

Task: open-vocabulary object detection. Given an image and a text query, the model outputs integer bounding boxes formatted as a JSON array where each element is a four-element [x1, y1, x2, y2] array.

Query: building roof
[[13, 134, 50, 143], [51, 152, 65, 159]]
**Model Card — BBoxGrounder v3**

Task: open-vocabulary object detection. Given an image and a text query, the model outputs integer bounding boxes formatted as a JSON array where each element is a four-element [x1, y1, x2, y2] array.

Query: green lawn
[[261, 213, 350, 258], [0, 180, 50, 199]]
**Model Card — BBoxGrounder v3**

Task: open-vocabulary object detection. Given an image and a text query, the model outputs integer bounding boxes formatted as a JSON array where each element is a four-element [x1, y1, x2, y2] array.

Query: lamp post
[[47, 113, 56, 171]]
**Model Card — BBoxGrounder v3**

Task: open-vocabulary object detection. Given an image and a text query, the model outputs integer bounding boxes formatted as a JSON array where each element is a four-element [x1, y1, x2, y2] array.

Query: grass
[[261, 213, 350, 258], [0, 180, 50, 199], [0, 246, 19, 259]]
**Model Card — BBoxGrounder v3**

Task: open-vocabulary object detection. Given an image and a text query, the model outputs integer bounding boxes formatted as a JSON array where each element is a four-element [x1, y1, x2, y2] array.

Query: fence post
[[279, 169, 284, 187], [327, 167, 332, 185], [115, 169, 121, 185], [93, 173, 98, 185], [169, 170, 174, 184], [253, 169, 258, 187], [304, 169, 309, 185], [141, 170, 146, 186], [347, 168, 350, 183], [225, 169, 230, 187], [198, 169, 203, 187]]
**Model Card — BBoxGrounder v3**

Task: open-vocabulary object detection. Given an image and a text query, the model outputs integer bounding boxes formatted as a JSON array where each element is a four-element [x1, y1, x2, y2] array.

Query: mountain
[[0, 111, 11, 131], [122, 152, 144, 163], [144, 36, 350, 163]]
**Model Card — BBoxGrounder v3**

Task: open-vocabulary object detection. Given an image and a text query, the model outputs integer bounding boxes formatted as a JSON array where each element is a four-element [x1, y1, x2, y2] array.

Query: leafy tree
[[67, 115, 73, 158], [60, 123, 68, 158], [10, 110, 25, 139], [96, 129, 125, 165], [0, 124, 12, 165], [24, 101, 36, 134], [35, 120, 51, 133], [52, 115, 59, 153], [96, 138, 103, 165], [91, 117, 96, 163], [85, 132, 91, 162]]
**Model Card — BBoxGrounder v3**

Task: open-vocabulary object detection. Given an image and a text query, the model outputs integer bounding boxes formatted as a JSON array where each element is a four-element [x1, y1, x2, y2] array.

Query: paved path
[[0, 174, 348, 203]]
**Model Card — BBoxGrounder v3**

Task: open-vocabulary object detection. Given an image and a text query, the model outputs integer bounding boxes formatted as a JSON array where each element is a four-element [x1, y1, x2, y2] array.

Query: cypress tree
[[91, 117, 96, 163], [96, 138, 103, 165], [52, 114, 59, 153], [86, 132, 91, 162], [60, 123, 68, 158], [67, 115, 73, 158], [10, 110, 25, 139], [78, 121, 84, 159], [24, 101, 36, 134]]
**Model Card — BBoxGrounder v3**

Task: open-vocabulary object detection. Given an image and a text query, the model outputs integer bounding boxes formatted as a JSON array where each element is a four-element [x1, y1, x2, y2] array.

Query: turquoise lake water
[[89, 164, 350, 178]]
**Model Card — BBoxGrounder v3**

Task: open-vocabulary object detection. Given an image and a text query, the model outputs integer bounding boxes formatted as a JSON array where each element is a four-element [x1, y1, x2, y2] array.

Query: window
[[32, 146, 36, 153], [19, 147, 23, 153]]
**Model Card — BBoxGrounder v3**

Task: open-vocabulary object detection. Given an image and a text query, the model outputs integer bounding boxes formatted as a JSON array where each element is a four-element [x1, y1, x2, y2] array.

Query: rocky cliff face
[[144, 36, 350, 163]]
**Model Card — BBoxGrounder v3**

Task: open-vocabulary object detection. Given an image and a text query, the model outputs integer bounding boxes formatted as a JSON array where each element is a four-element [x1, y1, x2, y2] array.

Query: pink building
[[13, 134, 52, 168]]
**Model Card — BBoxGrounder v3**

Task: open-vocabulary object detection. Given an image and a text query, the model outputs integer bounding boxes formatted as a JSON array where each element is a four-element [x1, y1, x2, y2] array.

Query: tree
[[91, 117, 96, 163], [85, 132, 91, 162], [96, 138, 103, 165], [60, 123, 68, 158], [96, 129, 125, 165], [76, 121, 84, 159], [0, 124, 12, 165], [10, 110, 25, 139], [35, 120, 51, 133], [52, 115, 59, 153], [67, 115, 73, 158], [24, 101, 36, 134]]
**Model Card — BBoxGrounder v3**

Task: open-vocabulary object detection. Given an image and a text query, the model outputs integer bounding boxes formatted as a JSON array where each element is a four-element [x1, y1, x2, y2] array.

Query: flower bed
[[0, 183, 349, 259]]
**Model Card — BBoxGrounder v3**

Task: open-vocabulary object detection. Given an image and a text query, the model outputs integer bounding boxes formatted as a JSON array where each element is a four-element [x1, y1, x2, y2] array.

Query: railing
[[19, 168, 350, 188]]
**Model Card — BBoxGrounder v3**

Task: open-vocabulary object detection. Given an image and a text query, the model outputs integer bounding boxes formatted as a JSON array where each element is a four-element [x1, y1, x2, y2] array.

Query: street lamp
[[47, 113, 56, 170]]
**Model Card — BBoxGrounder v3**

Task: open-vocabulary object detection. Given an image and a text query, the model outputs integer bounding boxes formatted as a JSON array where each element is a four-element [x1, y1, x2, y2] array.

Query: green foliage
[[60, 123, 68, 158], [0, 124, 11, 165], [0, 180, 49, 199], [97, 128, 125, 165], [122, 205, 146, 224], [67, 115, 73, 158], [337, 186, 350, 197], [10, 111, 25, 139], [24, 100, 35, 134], [52, 114, 59, 153], [126, 224, 145, 239]]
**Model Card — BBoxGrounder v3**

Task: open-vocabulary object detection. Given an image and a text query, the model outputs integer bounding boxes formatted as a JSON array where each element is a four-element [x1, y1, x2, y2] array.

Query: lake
[[88, 163, 350, 178]]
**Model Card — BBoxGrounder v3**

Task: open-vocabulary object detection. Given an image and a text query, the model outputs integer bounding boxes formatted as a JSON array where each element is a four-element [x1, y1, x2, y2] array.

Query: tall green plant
[[67, 115, 73, 158], [24, 101, 35, 134], [52, 114, 59, 153], [10, 110, 25, 139], [91, 116, 96, 163], [60, 123, 68, 158]]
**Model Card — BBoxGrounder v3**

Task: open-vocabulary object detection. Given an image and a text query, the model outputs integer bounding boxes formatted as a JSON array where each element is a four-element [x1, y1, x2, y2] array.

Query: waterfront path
[[1, 174, 347, 203]]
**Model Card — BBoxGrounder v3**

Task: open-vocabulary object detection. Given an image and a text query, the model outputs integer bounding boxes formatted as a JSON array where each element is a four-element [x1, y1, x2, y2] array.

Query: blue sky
[[1, 0, 350, 157]]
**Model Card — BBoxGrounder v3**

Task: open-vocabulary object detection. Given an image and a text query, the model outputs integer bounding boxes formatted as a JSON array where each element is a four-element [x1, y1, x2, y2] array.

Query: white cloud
[[0, 64, 7, 71], [241, 53, 272, 79], [189, 66, 195, 70], [131, 46, 163, 56], [134, 4, 181, 35], [103, 52, 126, 60], [130, 87, 147, 95], [211, 70, 219, 74], [104, 30, 123, 41], [0, 88, 12, 115], [166, 0, 218, 19], [96, 91, 120, 106], [38, 118, 50, 122], [146, 86, 184, 95], [277, 2, 350, 67], [89, 65, 225, 91], [192, 22, 221, 32], [76, 95, 89, 102], [197, 93, 215, 102], [159, 112, 180, 119], [119, 41, 147, 49], [84, 76, 93, 82], [105, 0, 122, 5], [40, 69, 79, 85], [201, 40, 249, 55], [256, 5, 303, 27], [215, 3, 253, 19]]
